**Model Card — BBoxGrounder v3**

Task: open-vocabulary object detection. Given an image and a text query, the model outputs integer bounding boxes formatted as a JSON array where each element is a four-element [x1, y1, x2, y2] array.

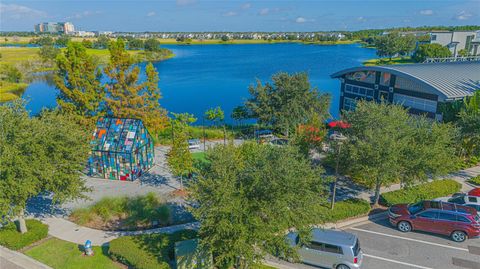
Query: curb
[[321, 211, 388, 230], [0, 246, 53, 269]]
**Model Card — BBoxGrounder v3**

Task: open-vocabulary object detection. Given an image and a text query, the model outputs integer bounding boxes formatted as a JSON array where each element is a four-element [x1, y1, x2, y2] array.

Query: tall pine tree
[[104, 39, 167, 132], [55, 42, 104, 121]]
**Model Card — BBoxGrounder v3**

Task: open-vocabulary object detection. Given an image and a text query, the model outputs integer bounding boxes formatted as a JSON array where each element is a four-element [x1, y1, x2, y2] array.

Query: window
[[408, 202, 424, 215], [380, 72, 391, 86], [323, 243, 343, 254], [352, 240, 360, 256], [448, 195, 466, 205], [393, 93, 437, 113], [345, 71, 376, 83], [468, 196, 478, 203], [343, 97, 357, 111], [344, 84, 374, 99], [431, 35, 437, 41], [457, 215, 471, 223], [305, 242, 323, 251], [438, 212, 457, 221], [417, 211, 438, 219]]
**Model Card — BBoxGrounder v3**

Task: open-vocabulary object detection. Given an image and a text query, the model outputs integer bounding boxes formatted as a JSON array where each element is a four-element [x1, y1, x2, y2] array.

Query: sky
[[1, 0, 479, 32]]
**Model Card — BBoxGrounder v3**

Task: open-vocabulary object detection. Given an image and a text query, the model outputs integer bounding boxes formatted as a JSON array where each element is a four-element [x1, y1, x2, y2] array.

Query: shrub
[[109, 229, 198, 269], [0, 219, 48, 250], [468, 175, 480, 186], [380, 179, 461, 206], [315, 198, 371, 223]]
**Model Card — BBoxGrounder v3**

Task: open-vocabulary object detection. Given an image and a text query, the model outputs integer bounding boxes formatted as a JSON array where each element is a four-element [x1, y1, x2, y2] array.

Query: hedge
[[109, 229, 198, 269], [468, 175, 480, 186], [0, 219, 49, 250], [380, 179, 462, 206], [315, 198, 371, 223]]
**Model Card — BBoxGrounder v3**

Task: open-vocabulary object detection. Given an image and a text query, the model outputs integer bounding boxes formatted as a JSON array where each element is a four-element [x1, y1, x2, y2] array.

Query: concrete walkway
[[40, 216, 199, 246], [0, 246, 52, 269], [35, 165, 480, 246]]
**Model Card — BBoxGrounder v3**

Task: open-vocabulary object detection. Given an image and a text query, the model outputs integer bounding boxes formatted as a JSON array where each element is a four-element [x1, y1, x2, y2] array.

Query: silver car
[[287, 228, 363, 269]]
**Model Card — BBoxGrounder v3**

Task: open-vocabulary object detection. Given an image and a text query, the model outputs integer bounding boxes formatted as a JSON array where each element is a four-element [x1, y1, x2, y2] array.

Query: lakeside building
[[331, 61, 480, 121], [428, 31, 480, 56], [34, 22, 75, 34]]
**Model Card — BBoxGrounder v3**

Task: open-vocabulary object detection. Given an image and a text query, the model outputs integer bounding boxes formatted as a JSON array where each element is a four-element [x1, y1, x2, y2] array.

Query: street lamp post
[[330, 132, 347, 210]]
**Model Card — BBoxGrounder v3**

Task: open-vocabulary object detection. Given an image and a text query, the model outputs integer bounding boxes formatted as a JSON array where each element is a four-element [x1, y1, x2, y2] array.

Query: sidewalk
[[38, 165, 480, 246], [0, 246, 52, 269], [354, 165, 480, 202], [40, 216, 199, 246]]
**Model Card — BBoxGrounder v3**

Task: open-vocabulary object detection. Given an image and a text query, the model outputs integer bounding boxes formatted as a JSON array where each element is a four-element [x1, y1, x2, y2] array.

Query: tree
[[457, 90, 480, 160], [339, 100, 457, 205], [231, 105, 249, 125], [144, 38, 161, 52], [413, 43, 452, 62], [55, 35, 71, 47], [168, 113, 196, 188], [221, 35, 229, 42], [244, 72, 330, 136], [204, 106, 224, 127], [94, 35, 110, 49], [128, 38, 144, 50], [374, 32, 400, 60], [397, 34, 416, 56], [38, 45, 60, 63], [458, 49, 469, 57], [81, 39, 93, 49], [0, 64, 22, 83], [55, 42, 105, 120], [104, 39, 168, 131], [32, 36, 54, 46], [0, 101, 90, 233], [188, 143, 326, 268]]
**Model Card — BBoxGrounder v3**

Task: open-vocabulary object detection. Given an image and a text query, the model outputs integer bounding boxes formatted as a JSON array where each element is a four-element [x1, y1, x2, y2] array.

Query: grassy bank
[[363, 56, 415, 66], [0, 81, 28, 102], [303, 39, 360, 45]]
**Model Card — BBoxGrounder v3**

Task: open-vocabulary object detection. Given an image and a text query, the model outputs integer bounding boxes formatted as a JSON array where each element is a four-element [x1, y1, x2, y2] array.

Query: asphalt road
[[343, 218, 480, 269]]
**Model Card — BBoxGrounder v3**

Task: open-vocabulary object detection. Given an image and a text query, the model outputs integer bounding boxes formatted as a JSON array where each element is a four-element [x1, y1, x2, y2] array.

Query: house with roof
[[331, 61, 480, 121], [87, 117, 155, 181], [429, 31, 480, 57]]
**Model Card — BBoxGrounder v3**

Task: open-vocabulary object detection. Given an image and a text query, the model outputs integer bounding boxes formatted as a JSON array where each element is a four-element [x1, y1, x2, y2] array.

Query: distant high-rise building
[[34, 22, 75, 34]]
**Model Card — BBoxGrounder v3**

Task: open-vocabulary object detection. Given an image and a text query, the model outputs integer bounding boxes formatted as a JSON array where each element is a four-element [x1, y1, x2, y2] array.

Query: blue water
[[22, 43, 376, 121]]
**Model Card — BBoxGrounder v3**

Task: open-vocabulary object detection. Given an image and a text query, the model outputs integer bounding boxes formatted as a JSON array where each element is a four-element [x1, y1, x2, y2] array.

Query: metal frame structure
[[87, 117, 155, 181]]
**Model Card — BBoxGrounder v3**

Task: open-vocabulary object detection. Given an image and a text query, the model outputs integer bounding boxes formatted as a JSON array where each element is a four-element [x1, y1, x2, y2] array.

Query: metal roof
[[331, 61, 480, 100]]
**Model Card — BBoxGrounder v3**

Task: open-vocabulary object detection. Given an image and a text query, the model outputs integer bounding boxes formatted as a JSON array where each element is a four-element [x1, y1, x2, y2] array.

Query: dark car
[[388, 200, 480, 242]]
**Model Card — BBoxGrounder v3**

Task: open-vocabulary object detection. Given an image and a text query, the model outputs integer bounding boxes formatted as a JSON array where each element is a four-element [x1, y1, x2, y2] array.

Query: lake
[[22, 43, 376, 121]]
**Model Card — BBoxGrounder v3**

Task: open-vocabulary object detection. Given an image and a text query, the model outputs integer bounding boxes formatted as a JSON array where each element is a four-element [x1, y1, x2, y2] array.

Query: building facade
[[429, 31, 480, 57], [34, 22, 75, 34], [331, 62, 480, 120]]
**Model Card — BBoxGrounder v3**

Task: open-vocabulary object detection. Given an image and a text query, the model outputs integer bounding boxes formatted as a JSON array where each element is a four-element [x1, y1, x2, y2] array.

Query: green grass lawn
[[25, 237, 123, 269], [192, 152, 207, 162], [0, 81, 28, 102], [363, 57, 416, 66]]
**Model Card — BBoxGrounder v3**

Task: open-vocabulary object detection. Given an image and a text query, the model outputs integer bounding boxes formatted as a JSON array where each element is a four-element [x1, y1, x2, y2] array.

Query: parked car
[[188, 139, 201, 150], [388, 200, 480, 242], [468, 188, 480, 197], [286, 228, 363, 269], [434, 193, 480, 206], [269, 138, 289, 146]]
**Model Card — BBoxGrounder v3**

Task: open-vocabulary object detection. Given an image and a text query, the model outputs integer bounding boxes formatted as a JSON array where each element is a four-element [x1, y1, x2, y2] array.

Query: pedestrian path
[[0, 246, 52, 269], [40, 216, 199, 246], [38, 165, 480, 246]]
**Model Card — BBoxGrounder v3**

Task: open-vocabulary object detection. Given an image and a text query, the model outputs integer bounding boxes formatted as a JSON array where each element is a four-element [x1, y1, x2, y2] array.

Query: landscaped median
[[379, 179, 462, 206], [315, 198, 372, 224], [468, 175, 480, 186]]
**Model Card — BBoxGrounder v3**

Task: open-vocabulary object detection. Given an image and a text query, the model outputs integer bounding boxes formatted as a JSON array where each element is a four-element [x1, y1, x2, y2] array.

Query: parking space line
[[363, 254, 434, 269], [349, 227, 469, 252]]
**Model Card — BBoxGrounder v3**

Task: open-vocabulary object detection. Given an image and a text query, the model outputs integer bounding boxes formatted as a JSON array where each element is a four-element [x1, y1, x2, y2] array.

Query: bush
[[109, 229, 198, 269], [0, 219, 48, 250], [315, 198, 371, 223], [380, 179, 461, 206], [69, 193, 171, 230], [468, 175, 480, 186]]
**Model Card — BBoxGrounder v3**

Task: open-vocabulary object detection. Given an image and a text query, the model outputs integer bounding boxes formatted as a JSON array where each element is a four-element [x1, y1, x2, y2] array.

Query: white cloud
[[223, 11, 237, 17], [242, 3, 251, 10], [419, 9, 434, 15], [177, 0, 196, 6], [147, 11, 156, 17], [66, 10, 101, 20], [357, 16, 367, 22], [454, 10, 473, 20], [259, 8, 269, 16], [295, 17, 306, 23], [0, 3, 47, 19]]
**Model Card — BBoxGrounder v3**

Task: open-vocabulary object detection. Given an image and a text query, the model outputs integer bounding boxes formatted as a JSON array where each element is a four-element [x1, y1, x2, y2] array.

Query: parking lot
[[343, 218, 480, 269]]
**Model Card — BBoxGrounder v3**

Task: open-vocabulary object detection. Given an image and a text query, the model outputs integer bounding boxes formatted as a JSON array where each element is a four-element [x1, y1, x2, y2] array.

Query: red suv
[[388, 200, 480, 242]]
